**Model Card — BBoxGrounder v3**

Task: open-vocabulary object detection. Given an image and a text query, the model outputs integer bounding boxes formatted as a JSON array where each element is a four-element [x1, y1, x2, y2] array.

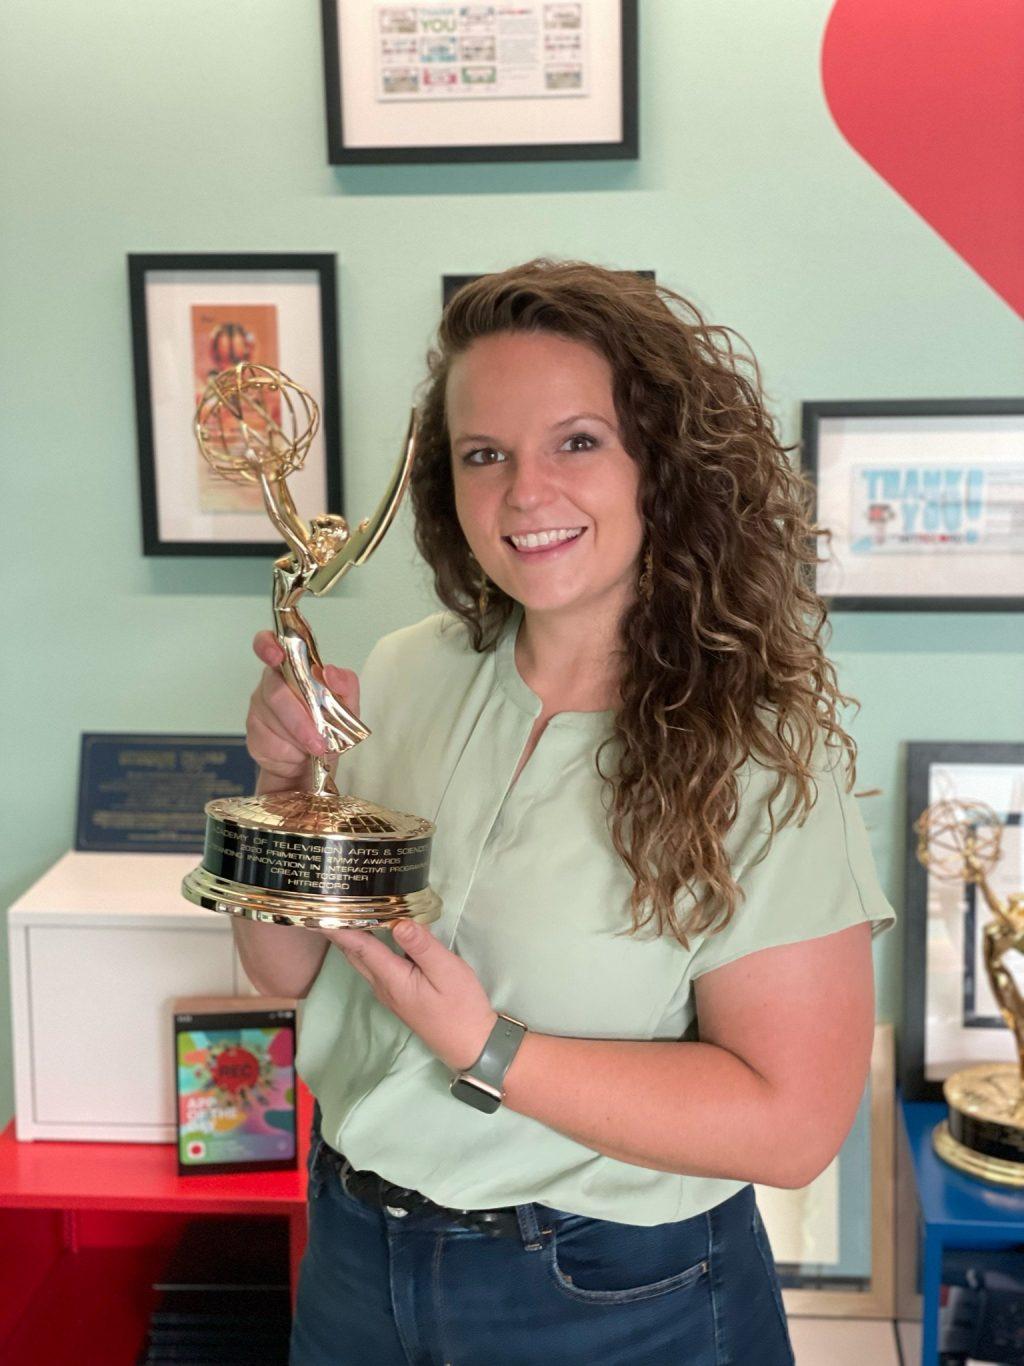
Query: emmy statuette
[[181, 363, 442, 930], [915, 797, 1024, 1186]]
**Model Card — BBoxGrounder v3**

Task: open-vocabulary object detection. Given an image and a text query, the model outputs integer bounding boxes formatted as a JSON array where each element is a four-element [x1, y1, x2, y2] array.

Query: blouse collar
[[494, 604, 616, 736]]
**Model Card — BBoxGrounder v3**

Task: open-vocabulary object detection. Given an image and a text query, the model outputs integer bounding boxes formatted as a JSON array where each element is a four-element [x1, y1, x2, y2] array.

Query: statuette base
[[932, 1064, 1024, 1188], [181, 789, 442, 931], [182, 866, 442, 929]]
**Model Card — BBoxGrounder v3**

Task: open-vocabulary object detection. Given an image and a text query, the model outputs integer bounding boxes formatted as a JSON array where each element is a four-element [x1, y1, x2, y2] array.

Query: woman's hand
[[247, 631, 359, 792], [325, 921, 498, 1072]]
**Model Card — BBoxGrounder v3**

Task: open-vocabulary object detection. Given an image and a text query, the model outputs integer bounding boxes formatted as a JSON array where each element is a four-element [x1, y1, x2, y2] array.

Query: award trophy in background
[[181, 362, 441, 930], [915, 797, 1024, 1186]]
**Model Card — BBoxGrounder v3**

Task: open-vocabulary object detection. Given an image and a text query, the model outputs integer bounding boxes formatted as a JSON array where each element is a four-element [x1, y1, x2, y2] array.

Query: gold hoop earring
[[638, 547, 654, 602]]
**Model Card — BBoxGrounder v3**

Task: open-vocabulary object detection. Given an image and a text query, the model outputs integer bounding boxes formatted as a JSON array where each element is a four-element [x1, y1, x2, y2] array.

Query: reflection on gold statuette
[[181, 362, 442, 930], [915, 798, 1024, 1186]]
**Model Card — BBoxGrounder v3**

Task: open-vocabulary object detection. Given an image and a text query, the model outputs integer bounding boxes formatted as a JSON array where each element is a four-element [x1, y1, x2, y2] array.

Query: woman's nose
[[505, 452, 553, 509]]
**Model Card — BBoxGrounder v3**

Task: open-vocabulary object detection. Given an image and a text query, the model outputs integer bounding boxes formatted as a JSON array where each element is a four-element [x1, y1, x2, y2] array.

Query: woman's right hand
[[248, 631, 360, 793]]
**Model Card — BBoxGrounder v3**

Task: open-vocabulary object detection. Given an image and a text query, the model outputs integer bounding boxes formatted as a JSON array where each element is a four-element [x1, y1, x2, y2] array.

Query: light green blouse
[[296, 605, 895, 1226]]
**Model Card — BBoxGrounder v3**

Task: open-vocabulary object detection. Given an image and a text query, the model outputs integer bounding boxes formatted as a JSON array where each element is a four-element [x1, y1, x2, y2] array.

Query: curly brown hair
[[409, 259, 857, 946]]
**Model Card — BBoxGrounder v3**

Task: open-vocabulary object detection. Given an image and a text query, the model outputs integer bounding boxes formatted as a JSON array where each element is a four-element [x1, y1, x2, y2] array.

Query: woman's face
[[447, 331, 645, 620]]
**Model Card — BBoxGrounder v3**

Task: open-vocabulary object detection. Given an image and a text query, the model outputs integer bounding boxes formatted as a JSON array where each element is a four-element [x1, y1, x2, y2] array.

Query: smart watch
[[450, 1012, 528, 1114]]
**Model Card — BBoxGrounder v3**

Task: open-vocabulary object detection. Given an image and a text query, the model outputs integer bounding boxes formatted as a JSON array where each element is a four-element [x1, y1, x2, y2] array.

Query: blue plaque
[[76, 733, 258, 853]]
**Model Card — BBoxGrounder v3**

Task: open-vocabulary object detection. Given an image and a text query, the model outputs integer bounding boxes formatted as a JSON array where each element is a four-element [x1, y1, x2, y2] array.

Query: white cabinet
[[7, 851, 252, 1142]]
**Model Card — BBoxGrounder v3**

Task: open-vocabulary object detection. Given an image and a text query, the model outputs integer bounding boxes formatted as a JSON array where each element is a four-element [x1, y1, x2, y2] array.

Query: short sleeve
[[690, 745, 896, 979]]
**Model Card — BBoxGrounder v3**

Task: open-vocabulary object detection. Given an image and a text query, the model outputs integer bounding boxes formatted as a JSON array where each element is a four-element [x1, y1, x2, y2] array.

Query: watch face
[[450, 1077, 501, 1114]]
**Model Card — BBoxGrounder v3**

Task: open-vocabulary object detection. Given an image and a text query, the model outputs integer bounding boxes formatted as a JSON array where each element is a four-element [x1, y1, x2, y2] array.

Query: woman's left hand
[[324, 920, 497, 1072]]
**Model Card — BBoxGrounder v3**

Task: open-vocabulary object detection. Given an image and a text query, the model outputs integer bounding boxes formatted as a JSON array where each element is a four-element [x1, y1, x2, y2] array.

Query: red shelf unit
[[0, 1083, 311, 1366]]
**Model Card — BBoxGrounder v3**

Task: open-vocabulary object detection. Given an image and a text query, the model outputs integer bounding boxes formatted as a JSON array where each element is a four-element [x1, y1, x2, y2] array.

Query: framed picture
[[442, 267, 654, 306], [801, 399, 1024, 611], [323, 1, 638, 164], [757, 1025, 895, 1319], [129, 253, 341, 556], [900, 741, 1024, 1102]]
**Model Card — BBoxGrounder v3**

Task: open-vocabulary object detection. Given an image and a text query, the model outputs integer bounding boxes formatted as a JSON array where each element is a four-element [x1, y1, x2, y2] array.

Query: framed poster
[[442, 266, 654, 306], [757, 1025, 895, 1319], [900, 741, 1024, 1102], [129, 253, 341, 556], [323, 1, 638, 164], [801, 399, 1024, 611]]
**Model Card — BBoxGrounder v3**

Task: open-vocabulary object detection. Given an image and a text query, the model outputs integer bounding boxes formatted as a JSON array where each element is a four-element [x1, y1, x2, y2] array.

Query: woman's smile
[[503, 526, 588, 556]]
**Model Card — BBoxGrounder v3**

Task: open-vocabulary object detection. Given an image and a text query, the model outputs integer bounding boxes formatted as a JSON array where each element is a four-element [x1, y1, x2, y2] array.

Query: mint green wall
[[2, 1, 1022, 1127]]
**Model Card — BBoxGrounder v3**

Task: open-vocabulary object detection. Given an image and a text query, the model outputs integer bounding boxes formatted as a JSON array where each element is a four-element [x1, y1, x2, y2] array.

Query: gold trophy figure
[[266, 500, 370, 795], [915, 797, 1024, 1186], [182, 363, 441, 930]]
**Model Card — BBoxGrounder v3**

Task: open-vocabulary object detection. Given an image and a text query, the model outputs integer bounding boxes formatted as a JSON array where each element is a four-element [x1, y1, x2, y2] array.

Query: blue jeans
[[290, 1127, 794, 1365]]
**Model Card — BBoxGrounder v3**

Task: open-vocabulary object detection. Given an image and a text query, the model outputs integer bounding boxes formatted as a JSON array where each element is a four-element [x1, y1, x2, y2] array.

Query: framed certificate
[[76, 733, 257, 854], [323, 1, 638, 164], [802, 398, 1024, 611]]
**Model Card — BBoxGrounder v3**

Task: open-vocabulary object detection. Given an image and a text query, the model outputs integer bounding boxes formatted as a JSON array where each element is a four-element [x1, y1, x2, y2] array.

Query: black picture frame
[[801, 398, 1024, 612], [900, 740, 1024, 1102], [128, 252, 341, 557], [442, 267, 654, 307], [323, 1, 638, 165]]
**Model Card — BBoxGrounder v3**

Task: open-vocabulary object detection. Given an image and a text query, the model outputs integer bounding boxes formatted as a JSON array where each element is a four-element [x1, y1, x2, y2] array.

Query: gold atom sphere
[[914, 797, 1003, 883], [194, 362, 320, 485]]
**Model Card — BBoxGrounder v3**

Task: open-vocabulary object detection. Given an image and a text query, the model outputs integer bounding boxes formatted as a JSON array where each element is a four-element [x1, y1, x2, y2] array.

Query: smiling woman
[[410, 260, 870, 943], [239, 260, 895, 1366], [444, 329, 644, 700]]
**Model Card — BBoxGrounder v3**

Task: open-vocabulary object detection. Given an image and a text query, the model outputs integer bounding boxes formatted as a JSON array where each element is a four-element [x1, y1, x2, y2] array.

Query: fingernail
[[393, 920, 419, 944]]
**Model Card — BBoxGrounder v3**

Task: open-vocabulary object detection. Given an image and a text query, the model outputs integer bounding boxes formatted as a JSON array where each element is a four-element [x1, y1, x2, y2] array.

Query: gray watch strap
[[450, 1012, 528, 1112]]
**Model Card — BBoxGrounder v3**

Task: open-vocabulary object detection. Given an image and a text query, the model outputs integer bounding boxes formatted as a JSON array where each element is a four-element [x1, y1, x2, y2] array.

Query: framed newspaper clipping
[[128, 253, 341, 557], [802, 398, 1024, 611], [323, 1, 638, 164]]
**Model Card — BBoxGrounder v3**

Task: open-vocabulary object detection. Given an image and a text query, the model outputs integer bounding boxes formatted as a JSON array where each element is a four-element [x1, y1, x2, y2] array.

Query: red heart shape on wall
[[822, 0, 1024, 318]]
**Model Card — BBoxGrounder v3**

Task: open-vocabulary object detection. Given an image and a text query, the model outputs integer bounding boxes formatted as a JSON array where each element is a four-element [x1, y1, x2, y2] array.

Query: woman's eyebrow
[[553, 411, 616, 430], [452, 431, 502, 448], [452, 412, 616, 447]]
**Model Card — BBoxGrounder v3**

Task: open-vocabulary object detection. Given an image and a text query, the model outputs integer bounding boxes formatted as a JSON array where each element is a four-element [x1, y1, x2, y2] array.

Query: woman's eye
[[464, 447, 505, 465], [563, 432, 598, 453]]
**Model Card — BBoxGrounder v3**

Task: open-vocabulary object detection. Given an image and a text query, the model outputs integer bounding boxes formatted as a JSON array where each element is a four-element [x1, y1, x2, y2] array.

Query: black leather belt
[[317, 1141, 522, 1237]]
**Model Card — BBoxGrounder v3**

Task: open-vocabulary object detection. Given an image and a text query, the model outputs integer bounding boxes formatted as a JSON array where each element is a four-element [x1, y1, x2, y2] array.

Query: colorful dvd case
[[173, 996, 298, 1176]]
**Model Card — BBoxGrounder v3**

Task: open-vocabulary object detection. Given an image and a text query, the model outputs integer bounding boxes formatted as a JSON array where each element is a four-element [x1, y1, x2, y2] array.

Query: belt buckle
[[340, 1159, 513, 1237]]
